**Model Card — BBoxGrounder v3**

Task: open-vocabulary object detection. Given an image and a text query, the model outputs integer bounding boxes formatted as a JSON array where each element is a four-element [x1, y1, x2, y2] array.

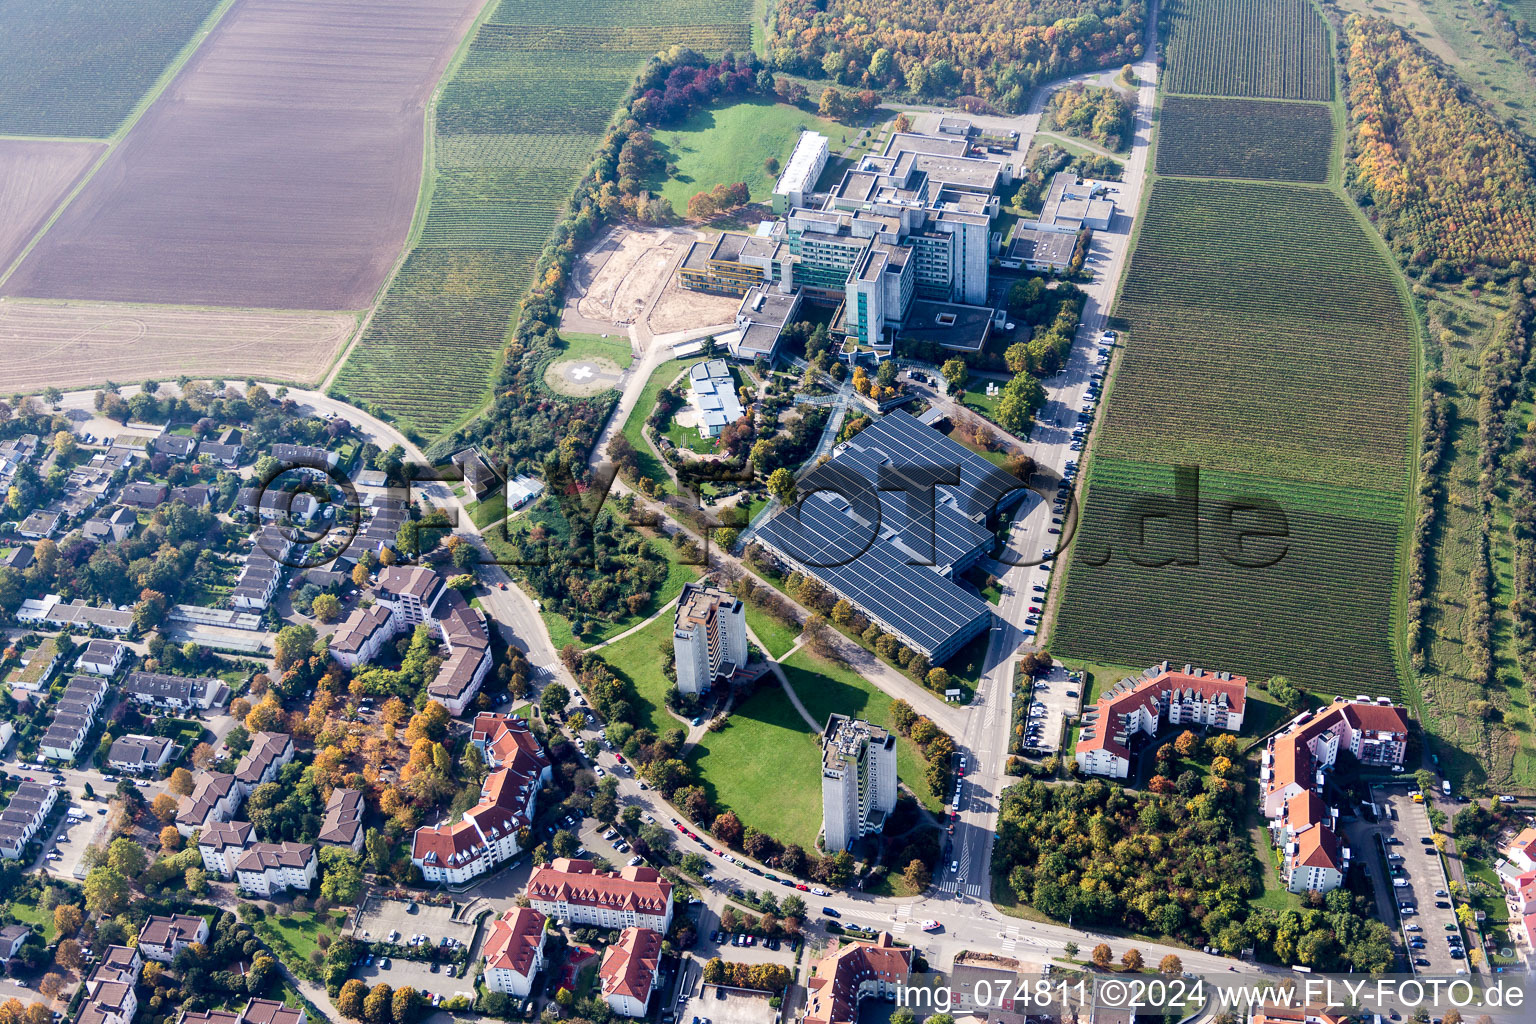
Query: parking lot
[[42, 809, 105, 880], [353, 897, 478, 951], [673, 977, 779, 1024], [1021, 662, 1082, 756], [350, 955, 473, 1005], [1375, 788, 1466, 974]]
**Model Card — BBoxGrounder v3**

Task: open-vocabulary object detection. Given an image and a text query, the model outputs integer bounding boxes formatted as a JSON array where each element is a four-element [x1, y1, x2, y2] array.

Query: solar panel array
[[757, 410, 1017, 659]]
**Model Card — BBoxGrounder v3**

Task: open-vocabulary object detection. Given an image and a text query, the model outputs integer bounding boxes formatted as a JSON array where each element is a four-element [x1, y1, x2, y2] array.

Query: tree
[[84, 865, 130, 915], [151, 793, 179, 823], [169, 767, 196, 796], [56, 939, 84, 971], [159, 825, 182, 850], [941, 358, 968, 393], [902, 859, 932, 892], [312, 593, 342, 623], [191, 742, 216, 770], [185, 867, 208, 896], [338, 979, 368, 1020], [107, 837, 148, 879], [767, 467, 796, 504], [1091, 944, 1112, 968], [540, 682, 570, 718], [273, 623, 319, 671], [321, 850, 365, 905], [1063, 941, 1078, 960], [713, 810, 744, 849], [1158, 954, 1181, 976], [52, 904, 82, 938], [392, 987, 423, 1024], [38, 975, 63, 999], [1173, 731, 1199, 757], [364, 983, 394, 1024], [1120, 948, 1143, 971]]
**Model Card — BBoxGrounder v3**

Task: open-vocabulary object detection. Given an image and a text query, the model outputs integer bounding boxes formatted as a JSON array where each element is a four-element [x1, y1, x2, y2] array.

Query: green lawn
[[5, 899, 54, 941], [649, 99, 844, 212], [780, 648, 943, 812], [555, 331, 633, 369], [621, 357, 693, 489], [745, 605, 799, 660], [688, 684, 825, 850], [593, 613, 685, 739], [467, 493, 508, 529], [255, 910, 348, 967]]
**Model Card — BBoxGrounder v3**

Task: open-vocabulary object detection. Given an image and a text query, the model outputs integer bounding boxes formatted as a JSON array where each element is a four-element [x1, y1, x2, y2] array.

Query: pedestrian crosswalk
[[965, 884, 982, 897], [893, 904, 912, 934], [1001, 925, 1019, 954]]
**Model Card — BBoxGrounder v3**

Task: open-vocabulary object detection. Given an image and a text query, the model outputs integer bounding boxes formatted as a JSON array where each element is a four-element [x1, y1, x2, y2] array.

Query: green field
[[542, 533, 699, 649], [254, 910, 348, 969], [1156, 96, 1334, 182], [621, 357, 693, 487], [554, 331, 633, 368], [688, 684, 825, 849], [592, 612, 687, 738], [332, 0, 751, 440], [780, 648, 944, 812], [648, 99, 843, 212], [1054, 178, 1416, 698], [1161, 0, 1333, 101], [0, 0, 225, 137], [745, 605, 799, 659]]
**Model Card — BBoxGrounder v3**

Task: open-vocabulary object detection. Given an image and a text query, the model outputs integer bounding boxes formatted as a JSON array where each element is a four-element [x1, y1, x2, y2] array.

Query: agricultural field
[[1054, 178, 1417, 698], [1097, 179, 1415, 494], [1, 0, 485, 311], [1155, 97, 1333, 182], [0, 140, 104, 272], [0, 299, 354, 392], [1161, 0, 1333, 101], [0, 0, 225, 137], [334, 0, 753, 439], [647, 99, 844, 212]]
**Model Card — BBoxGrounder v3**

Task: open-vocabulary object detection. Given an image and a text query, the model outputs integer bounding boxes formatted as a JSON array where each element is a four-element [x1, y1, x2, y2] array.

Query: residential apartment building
[[235, 732, 294, 794], [329, 605, 396, 669], [234, 842, 317, 896], [801, 933, 912, 1024], [76, 640, 127, 676], [122, 671, 226, 711], [599, 927, 662, 1018], [481, 907, 547, 997], [1259, 697, 1409, 894], [318, 789, 365, 852], [176, 772, 241, 836], [198, 820, 256, 878], [412, 716, 550, 884], [821, 715, 897, 853], [138, 915, 209, 962], [525, 860, 673, 932], [1075, 664, 1247, 779], [107, 735, 174, 774], [673, 582, 747, 695]]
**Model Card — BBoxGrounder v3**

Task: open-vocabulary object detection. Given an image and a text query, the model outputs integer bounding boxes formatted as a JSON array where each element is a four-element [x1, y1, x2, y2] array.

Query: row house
[[524, 860, 673, 932], [1075, 663, 1247, 779], [0, 782, 59, 859], [122, 671, 225, 711], [76, 640, 127, 677]]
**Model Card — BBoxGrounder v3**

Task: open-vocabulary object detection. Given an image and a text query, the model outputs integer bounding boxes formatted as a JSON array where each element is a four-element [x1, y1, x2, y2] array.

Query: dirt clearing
[[648, 261, 744, 334], [1, 0, 484, 310], [0, 140, 104, 273], [569, 227, 689, 325], [0, 299, 354, 392]]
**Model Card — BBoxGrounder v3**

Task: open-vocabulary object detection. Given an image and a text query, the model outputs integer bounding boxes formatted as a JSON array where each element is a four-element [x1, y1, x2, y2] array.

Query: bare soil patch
[[648, 263, 743, 334], [570, 227, 686, 325], [1, 0, 484, 311], [0, 140, 104, 272], [0, 299, 354, 392]]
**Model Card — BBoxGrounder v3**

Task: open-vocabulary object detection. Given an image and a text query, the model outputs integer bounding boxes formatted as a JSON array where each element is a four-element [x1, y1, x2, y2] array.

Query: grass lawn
[[466, 492, 507, 530], [554, 331, 633, 369], [5, 898, 54, 941], [781, 648, 943, 813], [745, 605, 799, 660], [256, 909, 348, 966], [664, 417, 717, 455], [649, 99, 843, 212], [621, 357, 693, 489], [593, 613, 686, 739], [688, 684, 825, 850]]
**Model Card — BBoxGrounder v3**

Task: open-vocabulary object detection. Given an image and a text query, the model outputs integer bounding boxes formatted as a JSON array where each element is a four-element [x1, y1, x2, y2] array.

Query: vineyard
[[1345, 16, 1536, 269], [1156, 96, 1333, 182], [1053, 460, 1404, 697], [1054, 178, 1416, 696], [0, 0, 224, 137], [1161, 0, 1332, 101], [333, 0, 752, 439]]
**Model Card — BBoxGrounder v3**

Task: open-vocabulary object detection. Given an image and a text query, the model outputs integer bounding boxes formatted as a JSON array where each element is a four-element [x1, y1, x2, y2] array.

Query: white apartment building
[[481, 907, 547, 997], [1075, 664, 1247, 779], [234, 842, 317, 896], [599, 927, 661, 1018], [525, 860, 673, 932], [198, 820, 256, 879], [672, 582, 747, 695], [820, 715, 898, 852], [138, 915, 209, 962]]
